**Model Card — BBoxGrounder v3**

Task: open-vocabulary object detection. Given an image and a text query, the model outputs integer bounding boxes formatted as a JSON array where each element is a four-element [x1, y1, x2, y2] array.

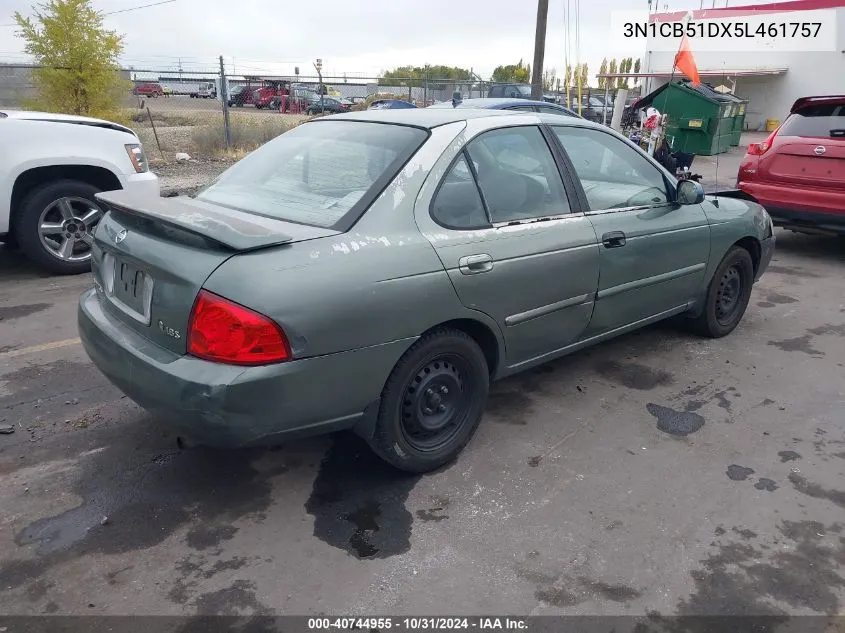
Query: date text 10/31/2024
[[307, 617, 529, 630]]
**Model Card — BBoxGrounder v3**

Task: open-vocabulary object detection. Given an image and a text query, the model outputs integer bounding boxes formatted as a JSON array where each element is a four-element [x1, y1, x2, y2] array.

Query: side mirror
[[676, 179, 705, 205]]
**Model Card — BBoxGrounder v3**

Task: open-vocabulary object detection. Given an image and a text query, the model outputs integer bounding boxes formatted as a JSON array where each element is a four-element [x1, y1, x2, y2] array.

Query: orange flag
[[674, 35, 701, 86]]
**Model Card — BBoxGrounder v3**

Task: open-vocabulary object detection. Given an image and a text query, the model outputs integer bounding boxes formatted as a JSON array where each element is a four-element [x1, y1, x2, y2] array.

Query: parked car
[[488, 84, 533, 99], [573, 95, 614, 123], [79, 108, 774, 473], [306, 97, 350, 115], [368, 99, 417, 110], [429, 97, 580, 117], [190, 82, 217, 99], [737, 95, 845, 235], [227, 85, 254, 107], [0, 110, 159, 274], [133, 82, 164, 98]]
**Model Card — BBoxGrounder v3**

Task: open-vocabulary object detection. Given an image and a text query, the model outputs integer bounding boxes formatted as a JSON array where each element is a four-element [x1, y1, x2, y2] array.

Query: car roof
[[319, 107, 519, 128], [312, 107, 605, 131], [429, 97, 567, 110]]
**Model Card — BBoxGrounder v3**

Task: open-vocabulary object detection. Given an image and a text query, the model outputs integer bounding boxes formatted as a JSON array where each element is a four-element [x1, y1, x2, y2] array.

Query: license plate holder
[[104, 253, 154, 325]]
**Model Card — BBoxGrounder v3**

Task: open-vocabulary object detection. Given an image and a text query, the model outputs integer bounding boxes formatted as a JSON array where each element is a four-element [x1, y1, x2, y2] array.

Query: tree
[[598, 58, 608, 89], [380, 65, 472, 88], [562, 64, 572, 105], [580, 64, 589, 90], [14, 0, 128, 119], [608, 58, 618, 84], [542, 67, 557, 92], [491, 59, 531, 84], [617, 58, 631, 90], [633, 57, 642, 87]]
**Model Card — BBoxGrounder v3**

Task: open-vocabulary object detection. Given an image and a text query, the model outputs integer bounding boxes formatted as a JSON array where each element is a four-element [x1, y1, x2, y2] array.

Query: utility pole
[[219, 56, 231, 149], [531, 0, 549, 99]]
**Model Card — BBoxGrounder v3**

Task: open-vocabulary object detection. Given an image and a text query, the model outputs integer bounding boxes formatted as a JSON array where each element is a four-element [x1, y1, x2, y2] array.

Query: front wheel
[[369, 328, 490, 473], [689, 246, 754, 338], [14, 179, 105, 275]]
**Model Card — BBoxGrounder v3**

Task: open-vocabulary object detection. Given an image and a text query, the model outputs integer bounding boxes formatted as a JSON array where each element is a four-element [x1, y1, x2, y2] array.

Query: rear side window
[[779, 103, 845, 138], [197, 121, 427, 228], [431, 155, 489, 229]]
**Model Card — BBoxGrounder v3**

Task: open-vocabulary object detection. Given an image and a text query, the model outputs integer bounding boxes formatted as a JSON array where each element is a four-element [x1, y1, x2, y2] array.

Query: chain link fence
[[1, 61, 647, 162]]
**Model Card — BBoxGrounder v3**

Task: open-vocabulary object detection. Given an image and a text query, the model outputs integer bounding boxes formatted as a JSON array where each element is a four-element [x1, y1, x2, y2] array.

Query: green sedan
[[78, 108, 775, 473]]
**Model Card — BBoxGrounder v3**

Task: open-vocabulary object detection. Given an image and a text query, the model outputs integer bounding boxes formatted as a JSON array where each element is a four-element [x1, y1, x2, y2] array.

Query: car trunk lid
[[762, 138, 845, 187], [91, 190, 339, 355], [758, 97, 845, 189]]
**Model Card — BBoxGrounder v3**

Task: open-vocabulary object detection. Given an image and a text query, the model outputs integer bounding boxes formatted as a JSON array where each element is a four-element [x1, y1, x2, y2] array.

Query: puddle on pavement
[[647, 403, 705, 437], [305, 432, 418, 559]]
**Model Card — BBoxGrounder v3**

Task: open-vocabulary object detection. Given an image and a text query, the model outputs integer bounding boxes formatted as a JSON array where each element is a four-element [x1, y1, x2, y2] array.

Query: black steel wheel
[[400, 354, 471, 453], [370, 328, 490, 473], [714, 264, 744, 326], [690, 246, 754, 338]]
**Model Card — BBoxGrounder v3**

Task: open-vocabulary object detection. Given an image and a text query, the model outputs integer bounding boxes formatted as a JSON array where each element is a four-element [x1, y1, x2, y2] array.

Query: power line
[[102, 0, 175, 16], [1, 0, 175, 26]]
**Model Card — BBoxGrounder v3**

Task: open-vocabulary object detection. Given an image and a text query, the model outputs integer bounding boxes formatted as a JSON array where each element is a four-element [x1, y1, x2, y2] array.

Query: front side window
[[197, 121, 427, 228], [552, 126, 670, 211]]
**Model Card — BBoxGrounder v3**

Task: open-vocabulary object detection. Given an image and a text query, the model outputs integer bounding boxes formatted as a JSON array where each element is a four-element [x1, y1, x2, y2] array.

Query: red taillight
[[747, 127, 780, 156], [187, 290, 291, 365]]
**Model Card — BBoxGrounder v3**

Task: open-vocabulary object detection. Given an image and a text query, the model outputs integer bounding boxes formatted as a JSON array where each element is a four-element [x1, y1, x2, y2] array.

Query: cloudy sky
[[0, 0, 735, 82]]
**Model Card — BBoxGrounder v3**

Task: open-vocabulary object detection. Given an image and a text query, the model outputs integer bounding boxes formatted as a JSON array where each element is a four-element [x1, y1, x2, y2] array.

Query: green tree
[[562, 64, 572, 105], [379, 64, 472, 88], [617, 58, 631, 89], [14, 0, 129, 119], [542, 67, 557, 91], [608, 58, 618, 84], [580, 63, 589, 90], [598, 58, 608, 89], [491, 59, 531, 84], [633, 57, 642, 87]]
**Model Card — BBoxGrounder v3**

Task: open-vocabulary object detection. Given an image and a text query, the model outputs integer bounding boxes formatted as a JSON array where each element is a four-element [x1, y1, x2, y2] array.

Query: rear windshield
[[780, 103, 845, 138], [197, 120, 428, 228]]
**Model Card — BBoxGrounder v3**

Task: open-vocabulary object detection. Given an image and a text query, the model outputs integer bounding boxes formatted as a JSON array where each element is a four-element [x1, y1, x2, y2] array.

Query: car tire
[[14, 179, 106, 275], [369, 327, 490, 473], [689, 246, 754, 338]]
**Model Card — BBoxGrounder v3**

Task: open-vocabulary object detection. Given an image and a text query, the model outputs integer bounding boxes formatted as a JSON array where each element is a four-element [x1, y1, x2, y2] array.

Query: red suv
[[133, 82, 164, 98], [737, 95, 845, 235]]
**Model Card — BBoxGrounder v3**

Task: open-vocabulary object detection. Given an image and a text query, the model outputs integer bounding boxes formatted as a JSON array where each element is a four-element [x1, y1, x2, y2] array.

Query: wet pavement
[[1, 227, 845, 617]]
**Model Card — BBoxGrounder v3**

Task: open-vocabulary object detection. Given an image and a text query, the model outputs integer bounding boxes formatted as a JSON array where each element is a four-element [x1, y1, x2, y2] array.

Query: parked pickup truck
[[190, 82, 217, 99]]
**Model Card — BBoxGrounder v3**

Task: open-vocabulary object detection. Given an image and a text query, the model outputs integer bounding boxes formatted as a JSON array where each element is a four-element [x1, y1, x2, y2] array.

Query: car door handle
[[459, 254, 494, 275], [602, 231, 627, 248]]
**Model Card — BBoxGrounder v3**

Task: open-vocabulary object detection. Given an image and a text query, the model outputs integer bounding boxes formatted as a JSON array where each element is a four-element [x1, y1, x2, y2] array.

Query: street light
[[314, 58, 324, 113]]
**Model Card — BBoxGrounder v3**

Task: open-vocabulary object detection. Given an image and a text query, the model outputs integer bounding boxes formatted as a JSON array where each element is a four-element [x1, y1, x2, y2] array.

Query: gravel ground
[[153, 158, 234, 197]]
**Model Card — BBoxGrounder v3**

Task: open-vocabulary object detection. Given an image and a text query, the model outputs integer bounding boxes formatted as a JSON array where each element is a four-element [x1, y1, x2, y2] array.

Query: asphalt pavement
[[2, 197, 845, 618]]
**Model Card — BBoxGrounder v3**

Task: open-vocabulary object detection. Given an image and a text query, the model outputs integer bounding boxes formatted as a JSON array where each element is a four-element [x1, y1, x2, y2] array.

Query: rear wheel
[[369, 328, 489, 473], [14, 179, 105, 275], [689, 246, 754, 338]]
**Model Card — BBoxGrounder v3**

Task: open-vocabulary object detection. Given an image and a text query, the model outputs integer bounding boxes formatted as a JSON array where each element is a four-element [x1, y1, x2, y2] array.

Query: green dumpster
[[731, 99, 749, 146], [639, 80, 736, 156]]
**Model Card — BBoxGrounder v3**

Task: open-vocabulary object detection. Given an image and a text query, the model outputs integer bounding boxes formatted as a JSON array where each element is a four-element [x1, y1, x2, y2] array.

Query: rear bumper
[[78, 288, 411, 447], [738, 181, 845, 234]]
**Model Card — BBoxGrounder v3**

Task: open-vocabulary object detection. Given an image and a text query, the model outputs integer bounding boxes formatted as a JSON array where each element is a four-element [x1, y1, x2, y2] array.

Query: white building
[[642, 0, 845, 130]]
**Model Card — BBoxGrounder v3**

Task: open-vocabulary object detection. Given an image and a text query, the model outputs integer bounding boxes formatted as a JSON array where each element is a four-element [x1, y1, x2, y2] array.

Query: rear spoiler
[[96, 190, 294, 252], [790, 95, 845, 113]]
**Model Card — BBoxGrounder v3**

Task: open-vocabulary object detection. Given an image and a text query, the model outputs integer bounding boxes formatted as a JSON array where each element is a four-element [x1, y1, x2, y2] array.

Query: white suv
[[0, 110, 160, 274]]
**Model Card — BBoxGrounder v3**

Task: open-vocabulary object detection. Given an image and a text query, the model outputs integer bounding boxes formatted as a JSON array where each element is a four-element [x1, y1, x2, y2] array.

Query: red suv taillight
[[187, 290, 291, 365], [747, 127, 780, 156]]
